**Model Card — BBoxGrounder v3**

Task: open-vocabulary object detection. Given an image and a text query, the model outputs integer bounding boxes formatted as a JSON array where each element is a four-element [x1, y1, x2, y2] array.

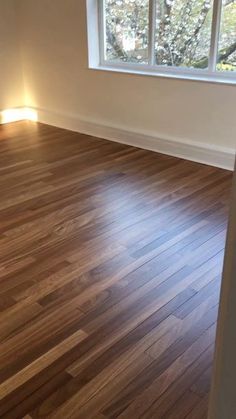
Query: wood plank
[[0, 330, 87, 400], [0, 121, 232, 418]]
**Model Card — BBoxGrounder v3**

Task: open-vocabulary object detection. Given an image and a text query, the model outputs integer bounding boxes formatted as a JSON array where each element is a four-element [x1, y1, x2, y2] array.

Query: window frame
[[96, 0, 236, 84]]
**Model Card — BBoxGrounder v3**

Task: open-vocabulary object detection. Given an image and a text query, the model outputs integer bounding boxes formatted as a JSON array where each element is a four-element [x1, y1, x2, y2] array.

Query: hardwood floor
[[0, 121, 232, 419]]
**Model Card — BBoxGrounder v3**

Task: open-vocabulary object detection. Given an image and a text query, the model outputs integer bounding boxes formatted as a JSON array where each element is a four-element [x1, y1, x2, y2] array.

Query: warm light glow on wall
[[0, 107, 38, 124]]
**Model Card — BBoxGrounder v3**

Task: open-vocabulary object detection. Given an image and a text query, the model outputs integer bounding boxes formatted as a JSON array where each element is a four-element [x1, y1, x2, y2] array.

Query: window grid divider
[[98, 0, 106, 65], [148, 0, 156, 66], [209, 0, 223, 72]]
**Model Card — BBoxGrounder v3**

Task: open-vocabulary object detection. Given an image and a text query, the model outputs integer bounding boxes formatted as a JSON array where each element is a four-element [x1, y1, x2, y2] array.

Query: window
[[95, 0, 236, 82], [104, 0, 149, 64], [217, 0, 236, 71]]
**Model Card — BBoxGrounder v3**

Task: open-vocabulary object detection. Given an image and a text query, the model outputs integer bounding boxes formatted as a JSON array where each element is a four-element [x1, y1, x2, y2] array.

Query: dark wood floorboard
[[0, 121, 232, 419]]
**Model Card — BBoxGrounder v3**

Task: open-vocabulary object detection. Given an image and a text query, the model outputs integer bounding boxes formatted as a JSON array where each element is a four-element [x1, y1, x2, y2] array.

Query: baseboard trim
[[0, 107, 38, 124], [33, 107, 236, 171]]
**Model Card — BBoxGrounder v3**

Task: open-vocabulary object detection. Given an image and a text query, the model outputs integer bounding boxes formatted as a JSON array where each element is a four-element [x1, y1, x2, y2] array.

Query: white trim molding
[[34, 107, 235, 171], [0, 107, 38, 124]]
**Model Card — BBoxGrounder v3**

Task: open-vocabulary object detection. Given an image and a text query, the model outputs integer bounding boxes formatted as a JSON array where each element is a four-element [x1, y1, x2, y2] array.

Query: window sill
[[90, 63, 236, 86]]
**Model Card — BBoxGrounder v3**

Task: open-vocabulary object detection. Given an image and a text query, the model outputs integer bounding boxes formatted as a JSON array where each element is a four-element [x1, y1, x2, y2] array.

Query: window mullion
[[98, 0, 106, 65], [148, 0, 156, 66], [209, 0, 222, 72]]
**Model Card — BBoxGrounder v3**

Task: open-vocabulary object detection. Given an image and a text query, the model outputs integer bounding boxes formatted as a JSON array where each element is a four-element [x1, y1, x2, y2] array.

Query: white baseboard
[[0, 107, 38, 124], [10, 106, 236, 170]]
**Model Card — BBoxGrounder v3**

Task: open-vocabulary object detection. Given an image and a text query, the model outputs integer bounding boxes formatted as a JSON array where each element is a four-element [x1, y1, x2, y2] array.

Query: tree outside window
[[104, 0, 236, 72]]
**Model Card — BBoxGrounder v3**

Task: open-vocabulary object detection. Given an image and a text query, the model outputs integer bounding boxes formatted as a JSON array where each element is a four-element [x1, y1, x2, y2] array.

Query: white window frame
[[86, 0, 236, 85]]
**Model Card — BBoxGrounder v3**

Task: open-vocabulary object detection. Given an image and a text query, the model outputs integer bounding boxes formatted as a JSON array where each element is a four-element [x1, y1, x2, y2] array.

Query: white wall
[[0, 0, 24, 110], [17, 0, 236, 153]]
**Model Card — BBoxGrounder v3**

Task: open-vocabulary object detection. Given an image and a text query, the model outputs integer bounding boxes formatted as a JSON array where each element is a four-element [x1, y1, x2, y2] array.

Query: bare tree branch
[[194, 41, 236, 68]]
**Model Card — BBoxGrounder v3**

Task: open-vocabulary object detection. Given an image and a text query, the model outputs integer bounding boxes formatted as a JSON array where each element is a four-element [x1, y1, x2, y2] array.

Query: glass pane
[[104, 0, 149, 64], [155, 0, 213, 69], [217, 0, 236, 72]]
